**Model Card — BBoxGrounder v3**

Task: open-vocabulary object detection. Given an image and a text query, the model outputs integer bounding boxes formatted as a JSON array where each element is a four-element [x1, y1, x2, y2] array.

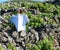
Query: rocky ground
[[0, 22, 60, 50], [0, 14, 60, 50], [1, 1, 60, 50]]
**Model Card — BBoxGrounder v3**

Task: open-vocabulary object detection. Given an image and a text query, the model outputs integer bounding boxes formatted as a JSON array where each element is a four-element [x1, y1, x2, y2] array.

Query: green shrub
[[7, 43, 17, 50], [0, 45, 4, 50], [26, 37, 54, 50], [30, 44, 40, 50]]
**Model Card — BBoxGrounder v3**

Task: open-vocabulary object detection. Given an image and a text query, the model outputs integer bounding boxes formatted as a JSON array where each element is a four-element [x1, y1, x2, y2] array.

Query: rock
[[57, 32, 60, 42], [30, 29, 39, 42], [40, 31, 48, 39], [12, 39, 16, 46], [58, 17, 60, 23], [58, 27, 60, 32], [0, 36, 8, 43], [54, 39, 59, 47], [47, 28, 55, 36], [2, 44, 8, 50], [30, 34, 35, 43], [12, 31, 19, 39], [0, 20, 2, 24], [0, 33, 2, 38], [54, 28, 59, 33], [0, 44, 6, 50], [4, 43, 9, 47], [16, 46, 24, 50], [0, 28, 2, 32], [5, 26, 12, 34], [58, 42, 60, 46], [20, 31, 26, 37], [5, 26, 11, 30], [2, 37, 8, 42], [44, 17, 48, 22], [15, 38, 21, 43], [53, 16, 59, 23], [8, 36, 13, 43], [15, 37, 25, 43], [25, 32, 31, 43], [21, 41, 25, 47], [2, 32, 9, 38], [0, 24, 2, 32], [36, 9, 40, 15]]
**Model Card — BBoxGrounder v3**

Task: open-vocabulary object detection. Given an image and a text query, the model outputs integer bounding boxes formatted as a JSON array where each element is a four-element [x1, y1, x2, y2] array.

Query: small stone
[[2, 44, 7, 50], [2, 32, 9, 38], [20, 31, 26, 37], [16, 46, 23, 50], [8, 36, 14, 43], [22, 41, 25, 47], [30, 29, 39, 42], [15, 38, 21, 43], [1, 36, 8, 43], [44, 17, 48, 21], [54, 39, 59, 47], [12, 31, 19, 39]]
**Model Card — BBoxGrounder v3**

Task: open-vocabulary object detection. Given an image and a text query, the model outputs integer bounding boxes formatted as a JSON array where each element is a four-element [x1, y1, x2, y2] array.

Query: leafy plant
[[0, 45, 4, 50], [26, 37, 54, 50], [7, 43, 17, 50]]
